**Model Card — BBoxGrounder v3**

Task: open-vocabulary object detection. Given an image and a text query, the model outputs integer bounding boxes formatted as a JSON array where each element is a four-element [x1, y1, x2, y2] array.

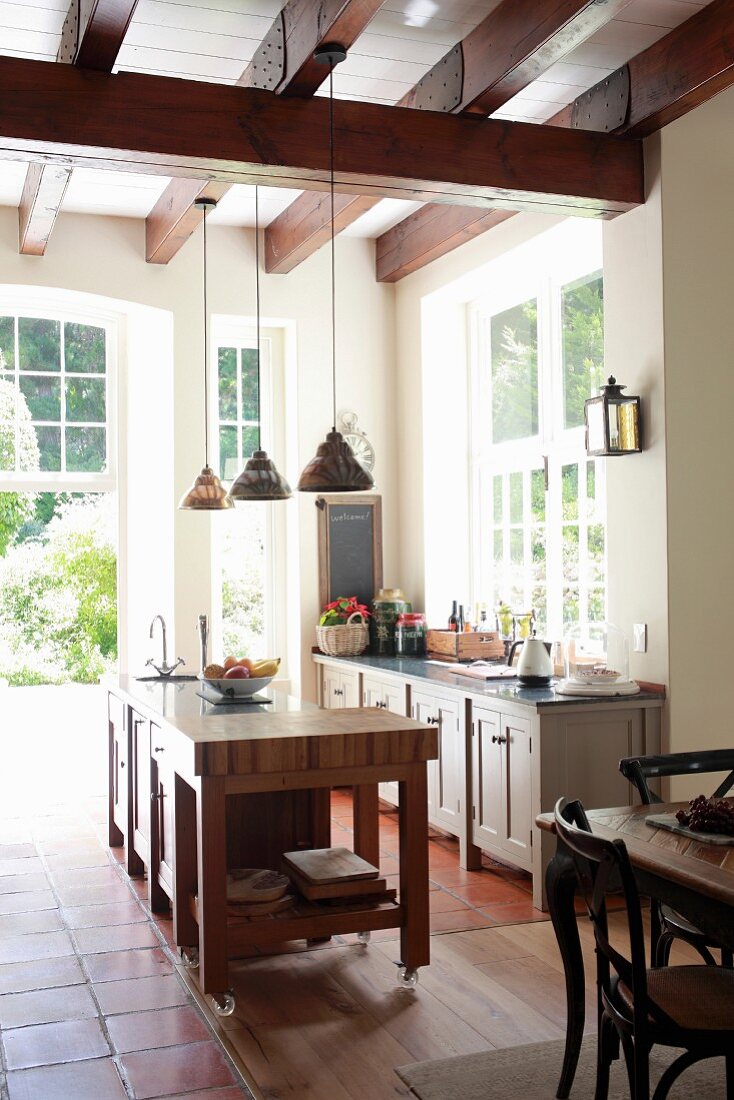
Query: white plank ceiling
[[0, 0, 713, 237]]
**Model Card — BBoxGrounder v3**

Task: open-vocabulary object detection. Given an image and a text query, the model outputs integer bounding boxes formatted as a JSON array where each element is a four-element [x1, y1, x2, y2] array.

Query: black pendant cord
[[329, 60, 337, 434], [202, 203, 210, 470], [255, 184, 262, 452]]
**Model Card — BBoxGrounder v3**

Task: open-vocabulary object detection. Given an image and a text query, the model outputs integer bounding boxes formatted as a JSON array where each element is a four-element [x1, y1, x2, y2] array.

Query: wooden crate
[[427, 630, 505, 662]]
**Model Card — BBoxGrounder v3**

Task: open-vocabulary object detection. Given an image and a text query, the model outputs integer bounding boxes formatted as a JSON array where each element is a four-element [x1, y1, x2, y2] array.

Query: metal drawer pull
[[426, 716, 440, 725], [154, 746, 164, 753], [334, 688, 344, 696], [491, 734, 507, 744], [376, 700, 387, 709]]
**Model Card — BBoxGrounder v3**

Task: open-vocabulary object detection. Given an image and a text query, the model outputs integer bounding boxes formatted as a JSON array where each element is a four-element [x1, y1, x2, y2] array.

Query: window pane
[[218, 347, 237, 421], [18, 318, 60, 372], [492, 475, 503, 522], [587, 523, 605, 584], [64, 323, 105, 374], [242, 425, 259, 459], [562, 463, 578, 520], [531, 587, 547, 635], [0, 423, 14, 471], [37, 427, 61, 472], [241, 348, 259, 422], [493, 529, 503, 563], [0, 317, 14, 371], [562, 272, 604, 429], [20, 376, 61, 422], [66, 427, 106, 472], [510, 528, 523, 564], [588, 588, 605, 622], [531, 529, 546, 581], [531, 468, 545, 521], [221, 505, 266, 658], [509, 471, 523, 523], [563, 587, 580, 626], [65, 378, 106, 423], [563, 524, 579, 582], [490, 299, 538, 443], [219, 425, 237, 480]]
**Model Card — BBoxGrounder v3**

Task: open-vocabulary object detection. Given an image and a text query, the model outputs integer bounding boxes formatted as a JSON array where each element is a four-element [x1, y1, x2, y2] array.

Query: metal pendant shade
[[297, 430, 373, 493], [228, 187, 292, 503], [297, 44, 374, 495], [180, 198, 233, 511]]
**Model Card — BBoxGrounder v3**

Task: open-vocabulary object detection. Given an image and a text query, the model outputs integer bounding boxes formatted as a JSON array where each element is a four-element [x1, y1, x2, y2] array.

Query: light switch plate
[[633, 623, 647, 653]]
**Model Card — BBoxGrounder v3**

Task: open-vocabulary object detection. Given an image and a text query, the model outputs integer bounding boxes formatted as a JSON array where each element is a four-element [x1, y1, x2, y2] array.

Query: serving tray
[[645, 812, 734, 846]]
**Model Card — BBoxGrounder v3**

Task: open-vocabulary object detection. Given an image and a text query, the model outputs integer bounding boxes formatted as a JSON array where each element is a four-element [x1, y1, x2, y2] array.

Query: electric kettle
[[507, 633, 553, 685]]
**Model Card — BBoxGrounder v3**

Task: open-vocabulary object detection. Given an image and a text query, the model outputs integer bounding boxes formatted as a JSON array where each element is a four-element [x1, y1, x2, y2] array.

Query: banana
[[251, 658, 280, 678]]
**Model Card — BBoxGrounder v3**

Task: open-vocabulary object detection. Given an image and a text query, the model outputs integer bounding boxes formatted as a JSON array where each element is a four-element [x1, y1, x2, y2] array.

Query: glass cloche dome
[[563, 621, 629, 685]]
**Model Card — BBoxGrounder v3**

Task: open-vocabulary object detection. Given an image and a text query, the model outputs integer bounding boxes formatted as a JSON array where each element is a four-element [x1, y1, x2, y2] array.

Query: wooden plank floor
[[184, 910, 702, 1100]]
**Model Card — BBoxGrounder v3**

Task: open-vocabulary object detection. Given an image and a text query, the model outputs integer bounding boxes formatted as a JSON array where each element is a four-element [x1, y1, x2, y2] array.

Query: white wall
[[0, 209, 396, 699]]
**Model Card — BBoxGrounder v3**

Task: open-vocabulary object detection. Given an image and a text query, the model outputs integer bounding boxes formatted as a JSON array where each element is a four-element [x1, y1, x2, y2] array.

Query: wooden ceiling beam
[[0, 57, 644, 212], [19, 0, 139, 256], [375, 0, 734, 282], [148, 0, 383, 264], [265, 0, 633, 273]]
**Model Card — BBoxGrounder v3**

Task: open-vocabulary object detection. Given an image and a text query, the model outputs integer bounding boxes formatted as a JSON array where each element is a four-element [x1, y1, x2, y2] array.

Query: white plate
[[198, 674, 274, 697]]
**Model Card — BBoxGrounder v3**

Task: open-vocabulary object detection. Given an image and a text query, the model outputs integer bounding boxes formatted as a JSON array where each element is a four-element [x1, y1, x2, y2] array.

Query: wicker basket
[[316, 612, 369, 657]]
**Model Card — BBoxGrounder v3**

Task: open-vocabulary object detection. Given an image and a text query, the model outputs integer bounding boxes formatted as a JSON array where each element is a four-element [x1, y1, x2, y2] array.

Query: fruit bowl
[[199, 675, 274, 697]]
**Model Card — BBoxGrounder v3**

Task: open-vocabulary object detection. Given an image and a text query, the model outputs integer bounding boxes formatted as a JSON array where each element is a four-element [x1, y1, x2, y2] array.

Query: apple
[[237, 657, 254, 671], [224, 665, 250, 679], [223, 656, 238, 670]]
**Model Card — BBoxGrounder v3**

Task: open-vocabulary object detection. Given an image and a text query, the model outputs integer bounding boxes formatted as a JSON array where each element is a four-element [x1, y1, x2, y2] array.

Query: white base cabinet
[[314, 655, 662, 909]]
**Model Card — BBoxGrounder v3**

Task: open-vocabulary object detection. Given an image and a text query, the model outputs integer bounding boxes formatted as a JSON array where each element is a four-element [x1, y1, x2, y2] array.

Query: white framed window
[[0, 309, 116, 491], [210, 321, 287, 667], [469, 238, 606, 640]]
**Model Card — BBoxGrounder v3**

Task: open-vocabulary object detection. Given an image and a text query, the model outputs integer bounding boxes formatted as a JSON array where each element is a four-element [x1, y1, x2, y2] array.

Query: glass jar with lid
[[395, 613, 427, 657]]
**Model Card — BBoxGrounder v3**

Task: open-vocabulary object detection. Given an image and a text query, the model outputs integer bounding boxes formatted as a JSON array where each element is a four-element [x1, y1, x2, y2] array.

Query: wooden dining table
[[537, 802, 734, 1100]]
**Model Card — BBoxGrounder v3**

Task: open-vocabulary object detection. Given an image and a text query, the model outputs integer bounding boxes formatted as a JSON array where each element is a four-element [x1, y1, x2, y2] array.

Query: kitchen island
[[107, 676, 436, 1012]]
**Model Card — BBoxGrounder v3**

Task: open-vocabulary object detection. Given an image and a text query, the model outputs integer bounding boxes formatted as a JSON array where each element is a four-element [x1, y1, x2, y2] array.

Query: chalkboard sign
[[317, 495, 383, 611]]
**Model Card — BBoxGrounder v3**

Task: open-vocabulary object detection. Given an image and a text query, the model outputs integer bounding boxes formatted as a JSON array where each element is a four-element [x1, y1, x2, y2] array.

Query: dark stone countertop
[[312, 653, 664, 710]]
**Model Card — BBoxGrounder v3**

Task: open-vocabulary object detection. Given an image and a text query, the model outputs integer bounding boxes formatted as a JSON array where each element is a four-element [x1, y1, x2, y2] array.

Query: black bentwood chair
[[619, 749, 734, 968], [554, 798, 734, 1100]]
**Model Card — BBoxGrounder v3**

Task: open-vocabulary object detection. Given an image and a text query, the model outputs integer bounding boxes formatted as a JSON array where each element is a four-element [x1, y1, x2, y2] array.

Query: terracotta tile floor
[[0, 799, 251, 1100], [0, 786, 548, 1100]]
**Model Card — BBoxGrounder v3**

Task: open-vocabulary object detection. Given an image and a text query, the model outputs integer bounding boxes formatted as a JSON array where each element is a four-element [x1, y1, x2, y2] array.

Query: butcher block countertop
[[108, 675, 436, 777]]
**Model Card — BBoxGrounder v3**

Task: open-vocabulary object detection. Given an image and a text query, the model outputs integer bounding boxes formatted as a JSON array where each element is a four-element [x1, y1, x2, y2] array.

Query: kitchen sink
[[135, 674, 199, 682]]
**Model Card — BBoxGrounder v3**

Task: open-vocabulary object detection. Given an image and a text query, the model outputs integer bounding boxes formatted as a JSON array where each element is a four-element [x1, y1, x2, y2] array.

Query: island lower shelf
[[189, 893, 403, 949]]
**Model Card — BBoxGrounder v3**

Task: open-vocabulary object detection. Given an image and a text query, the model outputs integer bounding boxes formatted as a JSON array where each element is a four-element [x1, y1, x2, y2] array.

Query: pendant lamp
[[179, 198, 233, 511], [297, 45, 374, 494], [228, 187, 292, 502]]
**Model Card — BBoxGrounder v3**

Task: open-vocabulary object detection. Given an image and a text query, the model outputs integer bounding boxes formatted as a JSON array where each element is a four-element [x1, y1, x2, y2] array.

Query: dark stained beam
[[19, 0, 139, 255], [146, 179, 231, 264], [240, 0, 384, 97], [265, 0, 633, 273], [149, 0, 383, 263], [18, 162, 72, 257], [375, 0, 734, 281], [0, 58, 644, 213], [375, 206, 516, 283], [58, 0, 140, 71]]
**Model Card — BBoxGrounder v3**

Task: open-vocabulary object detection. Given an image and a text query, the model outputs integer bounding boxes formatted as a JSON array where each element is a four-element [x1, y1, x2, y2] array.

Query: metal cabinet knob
[[334, 688, 344, 696], [151, 791, 165, 801], [153, 746, 164, 753], [119, 760, 125, 768], [491, 734, 507, 744], [427, 716, 440, 725]]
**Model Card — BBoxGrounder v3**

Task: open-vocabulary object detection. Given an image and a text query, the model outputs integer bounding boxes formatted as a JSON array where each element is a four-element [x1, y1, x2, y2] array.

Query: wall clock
[[340, 411, 375, 472]]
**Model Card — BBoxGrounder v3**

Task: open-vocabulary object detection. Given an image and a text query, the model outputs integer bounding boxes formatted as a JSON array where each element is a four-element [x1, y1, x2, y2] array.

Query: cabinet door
[[322, 667, 343, 708], [150, 724, 174, 904], [131, 712, 150, 866], [472, 705, 503, 850], [108, 695, 127, 845], [340, 670, 360, 708], [433, 695, 463, 834], [501, 712, 533, 867], [364, 676, 405, 807], [362, 675, 384, 709], [412, 688, 462, 836]]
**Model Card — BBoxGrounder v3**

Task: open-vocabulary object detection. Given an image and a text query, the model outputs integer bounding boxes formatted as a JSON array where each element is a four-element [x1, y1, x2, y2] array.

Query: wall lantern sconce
[[584, 376, 642, 456]]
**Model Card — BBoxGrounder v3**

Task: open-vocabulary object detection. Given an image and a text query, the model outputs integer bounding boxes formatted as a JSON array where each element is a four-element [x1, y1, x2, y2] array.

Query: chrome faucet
[[146, 615, 185, 677]]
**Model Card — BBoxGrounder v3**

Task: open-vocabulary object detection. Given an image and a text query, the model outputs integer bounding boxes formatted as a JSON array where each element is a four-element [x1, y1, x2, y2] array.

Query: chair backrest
[[554, 798, 670, 1036], [619, 748, 734, 805]]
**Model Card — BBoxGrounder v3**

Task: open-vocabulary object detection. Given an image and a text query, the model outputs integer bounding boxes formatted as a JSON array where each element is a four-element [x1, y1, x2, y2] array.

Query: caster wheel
[[357, 931, 371, 945], [210, 991, 235, 1017], [396, 966, 419, 990], [179, 947, 199, 970]]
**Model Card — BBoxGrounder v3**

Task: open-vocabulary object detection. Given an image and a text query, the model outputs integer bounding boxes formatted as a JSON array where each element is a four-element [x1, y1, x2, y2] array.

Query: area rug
[[397, 1038, 728, 1099]]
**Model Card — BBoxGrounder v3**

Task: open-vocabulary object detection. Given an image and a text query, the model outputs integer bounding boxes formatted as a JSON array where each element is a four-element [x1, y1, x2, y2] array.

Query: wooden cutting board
[[285, 862, 387, 901], [282, 847, 379, 884]]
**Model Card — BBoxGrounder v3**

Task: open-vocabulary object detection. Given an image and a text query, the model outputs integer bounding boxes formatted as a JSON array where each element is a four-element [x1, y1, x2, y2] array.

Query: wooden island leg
[[172, 773, 198, 952], [195, 776, 229, 997], [398, 765, 430, 973], [353, 784, 380, 868]]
